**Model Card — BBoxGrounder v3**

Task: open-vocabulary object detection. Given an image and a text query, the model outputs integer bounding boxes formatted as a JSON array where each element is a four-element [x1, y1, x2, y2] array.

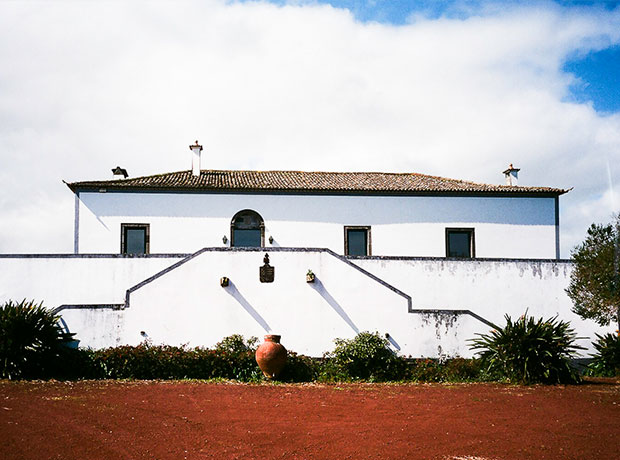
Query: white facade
[[75, 191, 559, 259], [0, 250, 612, 357], [1, 158, 585, 358]]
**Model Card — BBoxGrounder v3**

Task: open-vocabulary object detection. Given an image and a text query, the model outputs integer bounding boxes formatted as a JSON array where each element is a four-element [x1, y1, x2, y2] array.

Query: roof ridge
[[65, 168, 569, 195]]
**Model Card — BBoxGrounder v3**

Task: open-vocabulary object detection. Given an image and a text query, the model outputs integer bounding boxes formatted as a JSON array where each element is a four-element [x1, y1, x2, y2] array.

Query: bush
[[587, 333, 620, 377], [94, 344, 191, 379], [406, 358, 484, 382], [0, 300, 75, 379], [278, 352, 320, 382], [406, 358, 444, 382], [322, 331, 408, 382], [469, 313, 584, 384], [214, 334, 258, 354], [93, 344, 255, 381]]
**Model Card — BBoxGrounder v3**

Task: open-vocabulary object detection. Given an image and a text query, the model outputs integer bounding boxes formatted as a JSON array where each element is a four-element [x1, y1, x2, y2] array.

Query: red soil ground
[[1, 379, 618, 460]]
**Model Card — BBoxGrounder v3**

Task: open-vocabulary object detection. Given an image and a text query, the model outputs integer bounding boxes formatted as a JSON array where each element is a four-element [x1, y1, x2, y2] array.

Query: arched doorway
[[230, 209, 264, 247]]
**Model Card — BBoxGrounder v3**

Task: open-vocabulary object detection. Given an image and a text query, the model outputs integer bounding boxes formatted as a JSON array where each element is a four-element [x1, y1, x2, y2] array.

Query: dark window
[[345, 226, 371, 256], [121, 224, 149, 254], [231, 210, 264, 247], [446, 228, 475, 258]]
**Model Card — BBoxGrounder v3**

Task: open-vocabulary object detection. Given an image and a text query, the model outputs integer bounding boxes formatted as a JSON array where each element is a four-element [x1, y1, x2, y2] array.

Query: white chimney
[[189, 140, 203, 176], [503, 164, 520, 186]]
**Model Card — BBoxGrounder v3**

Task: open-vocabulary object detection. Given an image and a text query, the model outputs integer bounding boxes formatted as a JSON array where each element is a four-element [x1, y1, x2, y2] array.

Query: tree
[[566, 215, 620, 330]]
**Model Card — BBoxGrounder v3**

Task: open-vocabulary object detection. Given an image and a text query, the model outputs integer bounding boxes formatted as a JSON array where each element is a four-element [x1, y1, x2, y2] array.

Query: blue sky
[[260, 0, 620, 112]]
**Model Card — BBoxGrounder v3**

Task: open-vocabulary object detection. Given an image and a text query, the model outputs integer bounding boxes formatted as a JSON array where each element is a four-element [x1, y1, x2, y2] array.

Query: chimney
[[189, 140, 203, 176], [111, 166, 128, 179], [503, 163, 520, 186]]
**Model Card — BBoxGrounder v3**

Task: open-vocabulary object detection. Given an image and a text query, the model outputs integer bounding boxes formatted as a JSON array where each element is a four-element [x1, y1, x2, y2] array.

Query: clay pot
[[255, 334, 287, 379]]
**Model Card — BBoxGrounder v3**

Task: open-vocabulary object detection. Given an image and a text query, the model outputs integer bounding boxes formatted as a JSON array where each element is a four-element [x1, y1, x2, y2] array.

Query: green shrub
[[407, 358, 444, 382], [92, 336, 263, 381], [406, 358, 484, 382], [469, 313, 584, 384], [214, 334, 258, 354], [278, 352, 320, 382], [211, 334, 261, 381], [94, 344, 191, 379], [587, 333, 620, 377], [322, 331, 408, 382], [443, 357, 485, 381], [0, 300, 75, 379]]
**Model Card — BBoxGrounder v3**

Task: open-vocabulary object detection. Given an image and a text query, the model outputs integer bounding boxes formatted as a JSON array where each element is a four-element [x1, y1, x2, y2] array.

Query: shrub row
[[46, 346, 489, 383], [3, 300, 618, 383], [7, 335, 488, 383]]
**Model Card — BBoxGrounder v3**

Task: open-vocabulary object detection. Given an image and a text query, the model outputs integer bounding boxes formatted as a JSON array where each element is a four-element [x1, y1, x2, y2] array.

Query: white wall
[[3, 251, 608, 357], [56, 249, 483, 356], [0, 255, 185, 307], [120, 250, 415, 356], [76, 191, 558, 258], [354, 257, 614, 354]]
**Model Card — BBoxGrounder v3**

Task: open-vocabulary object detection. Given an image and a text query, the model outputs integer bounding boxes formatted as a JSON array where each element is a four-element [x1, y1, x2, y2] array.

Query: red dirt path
[[1, 379, 619, 460]]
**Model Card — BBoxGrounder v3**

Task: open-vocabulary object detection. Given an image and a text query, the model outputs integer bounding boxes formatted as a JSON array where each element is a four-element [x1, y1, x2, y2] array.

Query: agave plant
[[0, 299, 74, 379], [587, 332, 620, 377], [469, 313, 584, 384]]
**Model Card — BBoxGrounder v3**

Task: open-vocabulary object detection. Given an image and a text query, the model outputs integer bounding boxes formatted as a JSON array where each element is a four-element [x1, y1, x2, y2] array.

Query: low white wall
[[48, 249, 486, 356], [2, 251, 611, 357], [0, 255, 185, 308], [111, 250, 414, 356], [354, 257, 615, 355]]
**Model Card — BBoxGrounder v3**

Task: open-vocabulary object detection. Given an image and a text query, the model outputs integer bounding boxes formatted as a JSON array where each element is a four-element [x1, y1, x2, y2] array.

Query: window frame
[[344, 225, 371, 256], [445, 227, 475, 258], [121, 223, 150, 255], [230, 209, 265, 248]]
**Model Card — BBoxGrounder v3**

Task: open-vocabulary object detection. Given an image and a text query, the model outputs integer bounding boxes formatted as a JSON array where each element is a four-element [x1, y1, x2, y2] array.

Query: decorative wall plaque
[[259, 253, 275, 283]]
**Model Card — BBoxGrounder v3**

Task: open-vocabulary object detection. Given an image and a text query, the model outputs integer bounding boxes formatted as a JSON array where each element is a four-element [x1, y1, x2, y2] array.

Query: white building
[[1, 143, 610, 357], [68, 144, 564, 260]]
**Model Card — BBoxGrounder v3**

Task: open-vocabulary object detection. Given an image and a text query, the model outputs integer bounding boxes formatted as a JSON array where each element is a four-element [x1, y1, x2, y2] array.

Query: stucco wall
[[0, 254, 185, 307], [2, 250, 610, 357], [353, 256, 614, 352], [56, 249, 485, 356], [76, 191, 558, 259]]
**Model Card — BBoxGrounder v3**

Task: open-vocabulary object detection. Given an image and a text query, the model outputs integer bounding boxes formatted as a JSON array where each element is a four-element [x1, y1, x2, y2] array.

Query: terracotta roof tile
[[66, 169, 568, 195]]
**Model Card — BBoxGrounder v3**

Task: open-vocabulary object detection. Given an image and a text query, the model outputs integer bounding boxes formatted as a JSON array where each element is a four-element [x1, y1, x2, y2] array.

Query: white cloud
[[0, 0, 618, 255]]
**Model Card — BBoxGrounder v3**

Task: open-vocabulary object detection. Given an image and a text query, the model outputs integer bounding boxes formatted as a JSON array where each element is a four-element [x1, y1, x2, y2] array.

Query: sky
[[0, 0, 619, 257]]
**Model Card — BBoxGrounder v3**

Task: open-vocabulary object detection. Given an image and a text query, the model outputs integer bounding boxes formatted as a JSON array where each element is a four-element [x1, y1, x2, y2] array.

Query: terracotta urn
[[255, 334, 287, 379]]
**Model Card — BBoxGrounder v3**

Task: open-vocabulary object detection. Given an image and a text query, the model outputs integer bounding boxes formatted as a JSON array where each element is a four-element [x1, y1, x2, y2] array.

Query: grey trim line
[[0, 253, 190, 258], [555, 195, 560, 260], [0, 252, 571, 263], [74, 193, 80, 254], [347, 254, 572, 263], [408, 309, 499, 329], [45, 247, 501, 331], [69, 187, 567, 198], [124, 247, 212, 308], [52, 304, 123, 314], [123, 247, 413, 311]]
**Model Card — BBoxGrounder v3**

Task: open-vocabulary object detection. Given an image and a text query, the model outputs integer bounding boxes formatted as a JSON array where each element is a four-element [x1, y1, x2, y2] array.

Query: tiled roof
[[66, 169, 568, 195]]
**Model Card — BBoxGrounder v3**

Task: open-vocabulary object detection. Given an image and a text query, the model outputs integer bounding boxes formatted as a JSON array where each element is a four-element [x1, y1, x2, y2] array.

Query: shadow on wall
[[224, 281, 272, 333], [386, 333, 401, 352], [308, 278, 359, 334], [81, 194, 555, 226]]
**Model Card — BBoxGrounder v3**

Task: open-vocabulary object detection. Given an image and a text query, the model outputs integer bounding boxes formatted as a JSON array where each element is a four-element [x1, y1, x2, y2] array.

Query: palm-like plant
[[469, 313, 584, 384], [0, 300, 74, 379], [587, 333, 620, 376]]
